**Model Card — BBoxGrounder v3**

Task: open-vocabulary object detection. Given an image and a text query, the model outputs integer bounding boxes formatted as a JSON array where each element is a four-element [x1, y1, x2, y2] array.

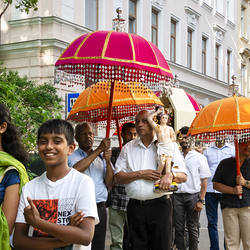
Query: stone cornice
[[201, 2, 213, 13], [8, 16, 92, 34], [239, 47, 250, 58], [0, 39, 69, 55], [179, 79, 227, 99], [151, 0, 164, 10], [213, 24, 227, 41], [184, 6, 201, 29], [168, 61, 228, 89], [226, 20, 236, 30]]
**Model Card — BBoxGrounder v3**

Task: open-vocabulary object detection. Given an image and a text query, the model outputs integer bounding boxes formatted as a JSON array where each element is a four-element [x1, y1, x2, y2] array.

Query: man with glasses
[[68, 122, 114, 250]]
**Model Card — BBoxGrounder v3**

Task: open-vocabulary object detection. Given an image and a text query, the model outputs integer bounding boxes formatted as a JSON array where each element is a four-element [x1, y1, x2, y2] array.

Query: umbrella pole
[[106, 80, 115, 138], [235, 138, 242, 199], [115, 117, 123, 151]]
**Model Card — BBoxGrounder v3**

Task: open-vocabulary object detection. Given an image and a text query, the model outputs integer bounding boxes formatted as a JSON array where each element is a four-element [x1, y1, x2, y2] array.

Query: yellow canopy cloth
[[0, 151, 29, 250]]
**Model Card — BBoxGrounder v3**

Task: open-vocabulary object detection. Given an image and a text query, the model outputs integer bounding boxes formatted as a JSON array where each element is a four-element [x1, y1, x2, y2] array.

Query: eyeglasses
[[78, 132, 94, 137]]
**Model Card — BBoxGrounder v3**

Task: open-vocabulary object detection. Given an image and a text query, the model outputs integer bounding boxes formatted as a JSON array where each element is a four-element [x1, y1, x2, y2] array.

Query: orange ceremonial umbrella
[[188, 95, 250, 198], [188, 95, 250, 137], [67, 80, 163, 149]]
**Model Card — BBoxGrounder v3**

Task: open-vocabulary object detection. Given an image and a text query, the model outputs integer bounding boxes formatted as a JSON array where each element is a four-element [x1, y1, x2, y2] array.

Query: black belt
[[97, 202, 106, 208], [131, 195, 170, 206]]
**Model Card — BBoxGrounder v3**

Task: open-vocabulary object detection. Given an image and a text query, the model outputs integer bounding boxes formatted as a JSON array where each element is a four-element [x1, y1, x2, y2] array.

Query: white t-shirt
[[15, 168, 99, 250], [176, 150, 211, 194]]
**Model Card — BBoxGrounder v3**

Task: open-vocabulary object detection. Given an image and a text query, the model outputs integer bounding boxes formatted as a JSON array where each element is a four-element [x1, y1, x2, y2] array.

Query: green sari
[[0, 151, 29, 250]]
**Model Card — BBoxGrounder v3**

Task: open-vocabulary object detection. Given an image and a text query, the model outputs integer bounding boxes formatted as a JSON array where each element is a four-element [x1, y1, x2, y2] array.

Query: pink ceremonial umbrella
[[55, 30, 173, 136]]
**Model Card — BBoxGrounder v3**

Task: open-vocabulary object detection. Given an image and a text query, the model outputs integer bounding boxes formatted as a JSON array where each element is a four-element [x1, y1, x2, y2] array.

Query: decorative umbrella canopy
[[188, 95, 250, 142], [186, 93, 201, 115], [67, 80, 163, 126], [188, 95, 250, 199], [55, 30, 173, 90]]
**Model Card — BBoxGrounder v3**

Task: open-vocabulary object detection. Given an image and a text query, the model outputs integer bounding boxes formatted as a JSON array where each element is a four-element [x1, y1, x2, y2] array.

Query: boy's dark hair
[[122, 122, 136, 133], [38, 119, 74, 145], [0, 103, 28, 163], [177, 126, 190, 138]]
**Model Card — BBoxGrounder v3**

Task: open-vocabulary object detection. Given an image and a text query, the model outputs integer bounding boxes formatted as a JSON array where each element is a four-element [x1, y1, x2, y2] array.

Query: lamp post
[[174, 74, 179, 88], [113, 7, 126, 32], [228, 74, 239, 96]]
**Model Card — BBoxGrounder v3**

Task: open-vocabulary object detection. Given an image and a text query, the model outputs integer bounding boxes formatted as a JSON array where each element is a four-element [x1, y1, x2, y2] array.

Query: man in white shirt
[[173, 126, 211, 250], [203, 139, 235, 250], [114, 110, 187, 250]]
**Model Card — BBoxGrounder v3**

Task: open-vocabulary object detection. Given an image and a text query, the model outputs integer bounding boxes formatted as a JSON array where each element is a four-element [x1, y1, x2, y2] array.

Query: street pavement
[[105, 206, 243, 250]]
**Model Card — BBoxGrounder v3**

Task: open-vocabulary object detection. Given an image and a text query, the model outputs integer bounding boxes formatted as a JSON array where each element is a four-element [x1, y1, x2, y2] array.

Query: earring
[[178, 132, 182, 140]]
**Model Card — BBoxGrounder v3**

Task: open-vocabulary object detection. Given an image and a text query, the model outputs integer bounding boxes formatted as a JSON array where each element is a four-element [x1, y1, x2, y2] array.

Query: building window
[[170, 19, 176, 62], [202, 37, 206, 74], [226, 0, 234, 22], [203, 0, 211, 4], [85, 0, 98, 30], [152, 9, 158, 46], [216, 0, 223, 14], [187, 29, 192, 69], [241, 65, 245, 95], [227, 50, 231, 84], [129, 0, 136, 34], [215, 44, 219, 79], [241, 8, 245, 37]]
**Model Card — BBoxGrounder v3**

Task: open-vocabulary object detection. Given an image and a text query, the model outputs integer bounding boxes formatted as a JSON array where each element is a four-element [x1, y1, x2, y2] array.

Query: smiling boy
[[13, 119, 99, 250]]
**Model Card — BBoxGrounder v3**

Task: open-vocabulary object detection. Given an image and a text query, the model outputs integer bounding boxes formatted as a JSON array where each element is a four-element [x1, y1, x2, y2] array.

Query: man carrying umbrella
[[68, 122, 114, 250], [213, 139, 250, 250], [114, 110, 187, 250]]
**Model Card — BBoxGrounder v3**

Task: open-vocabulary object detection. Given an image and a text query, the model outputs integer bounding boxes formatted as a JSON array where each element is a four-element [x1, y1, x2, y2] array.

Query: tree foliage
[[0, 63, 63, 152], [0, 0, 38, 18]]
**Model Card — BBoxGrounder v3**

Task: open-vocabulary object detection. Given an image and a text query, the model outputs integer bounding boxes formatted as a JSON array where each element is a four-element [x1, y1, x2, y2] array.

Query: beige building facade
[[238, 0, 250, 97], [0, 0, 240, 117]]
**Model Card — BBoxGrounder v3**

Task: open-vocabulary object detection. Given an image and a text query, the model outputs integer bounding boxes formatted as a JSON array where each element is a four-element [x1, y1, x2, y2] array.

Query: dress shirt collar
[[134, 138, 155, 149], [77, 147, 103, 160], [210, 143, 230, 150]]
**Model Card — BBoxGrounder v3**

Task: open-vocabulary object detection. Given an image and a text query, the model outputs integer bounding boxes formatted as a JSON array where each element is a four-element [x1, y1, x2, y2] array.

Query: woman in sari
[[0, 103, 29, 249]]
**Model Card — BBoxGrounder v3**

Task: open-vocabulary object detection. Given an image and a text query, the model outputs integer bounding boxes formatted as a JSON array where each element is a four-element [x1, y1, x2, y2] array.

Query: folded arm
[[13, 197, 95, 250], [114, 170, 160, 184]]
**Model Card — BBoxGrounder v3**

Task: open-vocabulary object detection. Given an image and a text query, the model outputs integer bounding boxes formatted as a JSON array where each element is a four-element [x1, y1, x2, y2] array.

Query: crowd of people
[[1, 102, 250, 250]]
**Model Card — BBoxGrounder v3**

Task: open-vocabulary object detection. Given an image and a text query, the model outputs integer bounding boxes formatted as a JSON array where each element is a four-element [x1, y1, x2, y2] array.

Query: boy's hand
[[24, 196, 41, 227], [70, 211, 85, 227]]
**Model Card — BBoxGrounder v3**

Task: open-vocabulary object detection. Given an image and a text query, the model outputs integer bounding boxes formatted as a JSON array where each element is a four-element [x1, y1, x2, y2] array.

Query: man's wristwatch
[[245, 180, 249, 187], [198, 198, 205, 205]]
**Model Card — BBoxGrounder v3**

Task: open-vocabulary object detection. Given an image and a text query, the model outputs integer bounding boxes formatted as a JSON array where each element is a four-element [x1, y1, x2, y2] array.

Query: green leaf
[[0, 62, 63, 153]]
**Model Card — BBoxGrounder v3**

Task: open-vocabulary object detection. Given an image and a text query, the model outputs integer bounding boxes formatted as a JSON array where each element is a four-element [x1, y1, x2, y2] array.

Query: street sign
[[65, 93, 80, 119]]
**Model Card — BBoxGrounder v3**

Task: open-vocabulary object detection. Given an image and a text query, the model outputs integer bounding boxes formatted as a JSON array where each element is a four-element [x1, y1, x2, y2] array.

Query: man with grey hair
[[68, 122, 113, 250], [114, 110, 187, 250]]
